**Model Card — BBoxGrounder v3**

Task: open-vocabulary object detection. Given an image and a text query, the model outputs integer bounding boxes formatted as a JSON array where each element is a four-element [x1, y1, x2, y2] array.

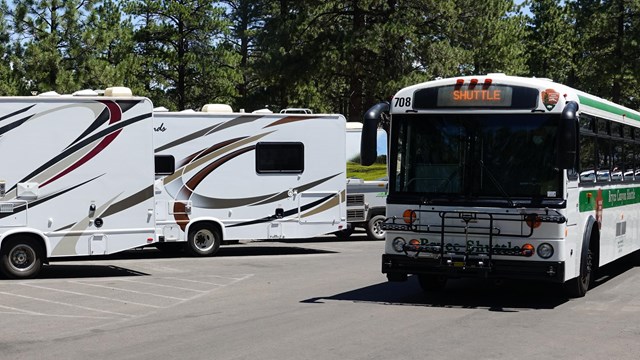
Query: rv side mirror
[[557, 101, 578, 170], [361, 102, 389, 166]]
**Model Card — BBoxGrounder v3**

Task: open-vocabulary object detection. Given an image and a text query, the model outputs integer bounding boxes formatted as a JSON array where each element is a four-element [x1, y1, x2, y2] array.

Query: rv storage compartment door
[[299, 191, 342, 223]]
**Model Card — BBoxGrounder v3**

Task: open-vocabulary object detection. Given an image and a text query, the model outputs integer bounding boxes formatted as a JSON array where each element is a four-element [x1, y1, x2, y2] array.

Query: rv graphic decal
[[263, 116, 314, 128], [155, 115, 264, 153], [8, 102, 149, 194], [0, 174, 104, 220], [228, 193, 340, 228]]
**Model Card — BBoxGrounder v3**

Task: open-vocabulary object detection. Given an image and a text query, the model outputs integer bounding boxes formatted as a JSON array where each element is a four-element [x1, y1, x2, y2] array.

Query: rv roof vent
[[252, 108, 273, 114], [73, 89, 99, 96], [38, 91, 60, 97], [154, 106, 169, 112], [180, 109, 196, 113], [201, 104, 233, 113], [104, 87, 133, 97]]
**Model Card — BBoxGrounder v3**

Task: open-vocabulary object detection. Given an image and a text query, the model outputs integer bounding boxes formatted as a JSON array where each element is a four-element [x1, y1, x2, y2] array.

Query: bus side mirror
[[557, 101, 578, 170], [361, 102, 389, 166]]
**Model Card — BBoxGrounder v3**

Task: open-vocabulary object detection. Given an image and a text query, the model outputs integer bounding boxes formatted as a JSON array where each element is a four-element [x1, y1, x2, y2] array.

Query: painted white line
[[72, 281, 187, 301], [160, 276, 226, 286], [119, 279, 207, 293], [0, 291, 132, 318], [22, 283, 162, 309], [0, 303, 43, 315]]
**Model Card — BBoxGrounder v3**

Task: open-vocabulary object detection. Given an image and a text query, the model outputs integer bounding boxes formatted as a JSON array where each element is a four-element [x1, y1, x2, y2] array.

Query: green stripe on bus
[[578, 95, 640, 122], [579, 187, 640, 212]]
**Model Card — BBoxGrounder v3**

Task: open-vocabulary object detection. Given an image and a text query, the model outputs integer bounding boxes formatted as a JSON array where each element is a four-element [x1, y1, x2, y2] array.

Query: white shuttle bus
[[153, 105, 347, 256], [361, 74, 640, 297], [0, 88, 156, 279]]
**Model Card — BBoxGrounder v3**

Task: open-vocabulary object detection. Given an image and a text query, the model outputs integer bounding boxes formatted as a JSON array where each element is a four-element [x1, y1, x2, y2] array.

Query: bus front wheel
[[565, 247, 593, 298]]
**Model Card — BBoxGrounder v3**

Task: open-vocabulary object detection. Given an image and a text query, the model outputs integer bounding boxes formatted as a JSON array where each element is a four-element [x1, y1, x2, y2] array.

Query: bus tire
[[417, 274, 447, 292], [0, 236, 44, 279], [365, 215, 386, 240], [565, 247, 593, 298], [186, 224, 221, 257]]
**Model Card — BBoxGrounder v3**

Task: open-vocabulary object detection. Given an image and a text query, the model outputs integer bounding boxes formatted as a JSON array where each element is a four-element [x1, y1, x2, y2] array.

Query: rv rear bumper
[[382, 254, 564, 283]]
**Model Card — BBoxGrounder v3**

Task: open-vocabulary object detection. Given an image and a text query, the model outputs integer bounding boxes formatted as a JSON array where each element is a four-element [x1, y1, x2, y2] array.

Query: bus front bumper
[[382, 254, 565, 283]]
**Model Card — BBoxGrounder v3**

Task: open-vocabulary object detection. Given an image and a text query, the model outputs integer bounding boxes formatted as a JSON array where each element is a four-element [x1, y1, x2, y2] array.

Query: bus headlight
[[537, 243, 554, 259], [392, 237, 406, 252]]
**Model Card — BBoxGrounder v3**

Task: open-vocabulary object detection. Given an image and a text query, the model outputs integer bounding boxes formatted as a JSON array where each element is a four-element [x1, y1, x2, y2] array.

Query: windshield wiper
[[478, 159, 515, 207]]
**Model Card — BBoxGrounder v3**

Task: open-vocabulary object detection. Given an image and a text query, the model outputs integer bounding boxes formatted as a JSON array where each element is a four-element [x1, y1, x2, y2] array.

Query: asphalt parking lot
[[1, 233, 639, 360]]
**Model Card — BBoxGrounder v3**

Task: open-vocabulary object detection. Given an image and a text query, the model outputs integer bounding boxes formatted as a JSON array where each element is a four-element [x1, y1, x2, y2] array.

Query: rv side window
[[155, 155, 175, 175], [256, 142, 304, 174]]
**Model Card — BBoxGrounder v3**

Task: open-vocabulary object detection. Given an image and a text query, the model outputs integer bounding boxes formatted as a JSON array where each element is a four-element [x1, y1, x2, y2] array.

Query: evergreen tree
[[126, 0, 239, 111], [526, 0, 576, 83]]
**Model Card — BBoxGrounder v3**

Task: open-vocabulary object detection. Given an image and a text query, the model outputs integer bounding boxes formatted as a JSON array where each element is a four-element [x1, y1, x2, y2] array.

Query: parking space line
[[22, 283, 163, 309], [0, 303, 44, 315], [161, 276, 226, 286], [71, 281, 188, 300], [119, 278, 208, 293], [0, 291, 132, 318]]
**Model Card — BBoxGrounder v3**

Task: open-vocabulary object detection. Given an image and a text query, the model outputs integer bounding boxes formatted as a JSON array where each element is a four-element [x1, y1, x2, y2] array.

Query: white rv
[[153, 105, 347, 255], [0, 88, 156, 278]]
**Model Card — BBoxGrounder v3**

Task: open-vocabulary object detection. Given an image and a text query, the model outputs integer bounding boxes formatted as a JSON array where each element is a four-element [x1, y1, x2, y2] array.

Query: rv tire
[[0, 236, 44, 279], [365, 215, 386, 240], [334, 226, 354, 240], [186, 224, 221, 257]]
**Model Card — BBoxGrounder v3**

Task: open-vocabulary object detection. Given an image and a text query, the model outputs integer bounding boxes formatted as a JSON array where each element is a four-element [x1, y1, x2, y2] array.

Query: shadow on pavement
[[5, 264, 151, 280], [302, 250, 640, 311], [49, 243, 336, 263], [302, 276, 569, 311]]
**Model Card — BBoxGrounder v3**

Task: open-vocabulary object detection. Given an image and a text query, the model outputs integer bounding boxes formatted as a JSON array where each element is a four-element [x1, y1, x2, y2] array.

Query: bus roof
[[392, 74, 640, 124]]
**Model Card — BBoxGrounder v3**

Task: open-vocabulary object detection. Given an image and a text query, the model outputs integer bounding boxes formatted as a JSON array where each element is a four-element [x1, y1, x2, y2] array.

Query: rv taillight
[[147, 238, 153, 243]]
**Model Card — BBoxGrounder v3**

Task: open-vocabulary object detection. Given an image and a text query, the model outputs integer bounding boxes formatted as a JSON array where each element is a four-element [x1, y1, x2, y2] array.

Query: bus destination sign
[[437, 85, 513, 107]]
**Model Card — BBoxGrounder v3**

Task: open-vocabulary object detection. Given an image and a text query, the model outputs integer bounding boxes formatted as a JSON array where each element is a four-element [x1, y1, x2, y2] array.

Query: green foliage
[[347, 161, 387, 180], [0, 0, 639, 115]]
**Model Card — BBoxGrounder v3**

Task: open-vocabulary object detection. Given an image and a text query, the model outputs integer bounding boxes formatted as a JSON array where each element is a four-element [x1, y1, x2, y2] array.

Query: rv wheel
[[0, 236, 44, 279], [186, 224, 221, 257], [365, 215, 386, 240]]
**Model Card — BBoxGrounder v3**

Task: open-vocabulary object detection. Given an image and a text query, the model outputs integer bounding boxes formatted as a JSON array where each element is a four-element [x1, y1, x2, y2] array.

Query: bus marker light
[[483, 78, 492, 88], [469, 78, 479, 88], [521, 243, 535, 257], [526, 215, 541, 229], [403, 209, 416, 224]]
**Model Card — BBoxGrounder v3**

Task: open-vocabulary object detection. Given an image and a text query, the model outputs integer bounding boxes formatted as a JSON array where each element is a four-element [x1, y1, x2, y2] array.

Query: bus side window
[[579, 133, 596, 182]]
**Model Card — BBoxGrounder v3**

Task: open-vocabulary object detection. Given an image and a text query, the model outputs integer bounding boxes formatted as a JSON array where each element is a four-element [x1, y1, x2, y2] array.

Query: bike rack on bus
[[382, 209, 566, 271]]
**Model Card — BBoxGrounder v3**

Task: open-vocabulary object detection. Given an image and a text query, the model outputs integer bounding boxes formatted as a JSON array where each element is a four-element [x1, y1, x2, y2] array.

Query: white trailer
[[0, 88, 156, 278], [339, 122, 387, 240], [153, 105, 347, 255]]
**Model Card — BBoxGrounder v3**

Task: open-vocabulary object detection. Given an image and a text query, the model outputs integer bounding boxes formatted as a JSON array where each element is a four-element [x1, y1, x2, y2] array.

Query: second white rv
[[153, 106, 348, 255]]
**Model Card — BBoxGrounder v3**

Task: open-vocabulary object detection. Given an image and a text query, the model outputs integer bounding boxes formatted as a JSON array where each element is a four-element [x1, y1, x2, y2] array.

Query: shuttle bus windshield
[[390, 113, 562, 203]]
